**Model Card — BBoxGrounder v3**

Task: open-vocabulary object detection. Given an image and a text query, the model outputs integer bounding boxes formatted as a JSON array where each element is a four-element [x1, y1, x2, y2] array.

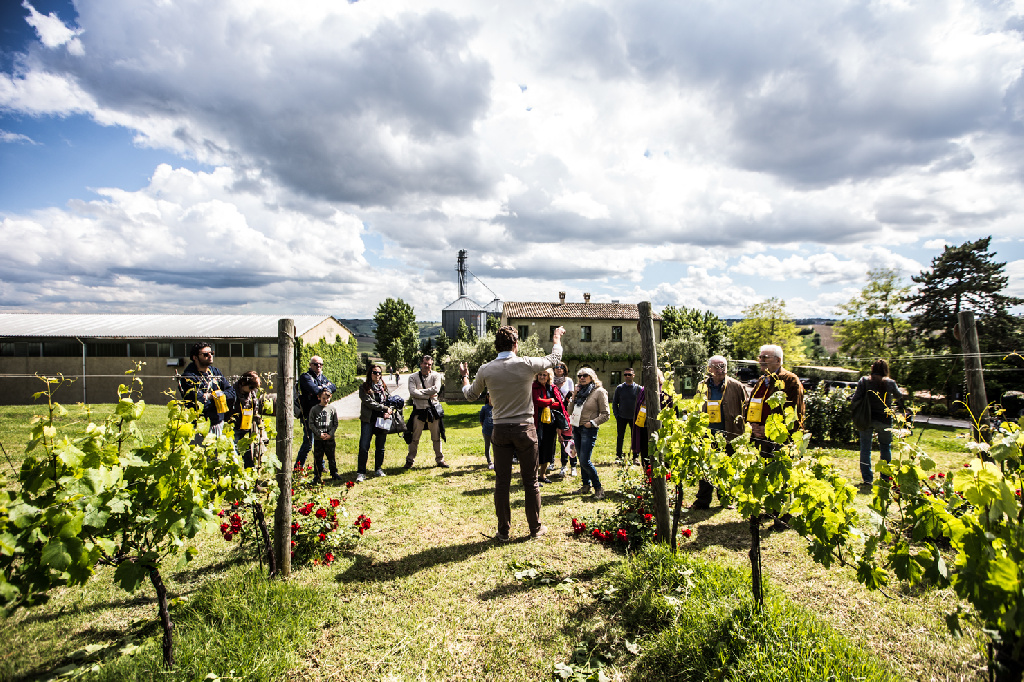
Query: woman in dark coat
[[357, 364, 393, 482], [851, 359, 906, 485]]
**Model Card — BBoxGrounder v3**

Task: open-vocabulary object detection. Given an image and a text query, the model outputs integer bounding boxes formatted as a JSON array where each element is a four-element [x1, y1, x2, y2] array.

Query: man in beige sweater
[[460, 325, 565, 541]]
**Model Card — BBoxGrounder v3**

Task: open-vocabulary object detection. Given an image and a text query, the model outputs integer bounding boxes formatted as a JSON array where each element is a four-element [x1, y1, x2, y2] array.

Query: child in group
[[308, 387, 340, 484], [479, 392, 494, 470]]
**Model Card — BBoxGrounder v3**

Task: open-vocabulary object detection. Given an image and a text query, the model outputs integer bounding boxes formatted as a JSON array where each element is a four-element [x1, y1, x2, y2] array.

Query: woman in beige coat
[[569, 367, 610, 499]]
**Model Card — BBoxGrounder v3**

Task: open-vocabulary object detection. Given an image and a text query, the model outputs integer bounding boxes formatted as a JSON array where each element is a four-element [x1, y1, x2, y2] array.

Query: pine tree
[[905, 237, 1023, 352]]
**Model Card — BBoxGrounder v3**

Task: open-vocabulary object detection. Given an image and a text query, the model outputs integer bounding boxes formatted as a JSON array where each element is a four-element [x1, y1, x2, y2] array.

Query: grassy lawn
[[0, 400, 988, 681]]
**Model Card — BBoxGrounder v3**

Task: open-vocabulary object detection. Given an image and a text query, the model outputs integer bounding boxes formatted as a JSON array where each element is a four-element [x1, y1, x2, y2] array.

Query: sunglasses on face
[[371, 370, 382, 375], [200, 351, 214, 357]]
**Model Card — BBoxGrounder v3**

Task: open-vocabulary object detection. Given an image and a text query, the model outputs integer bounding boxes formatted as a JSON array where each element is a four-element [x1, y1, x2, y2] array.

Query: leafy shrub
[[803, 387, 856, 444]]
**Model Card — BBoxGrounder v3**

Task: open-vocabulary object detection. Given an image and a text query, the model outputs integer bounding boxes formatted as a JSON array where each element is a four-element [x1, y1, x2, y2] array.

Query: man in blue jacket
[[296, 356, 336, 468], [178, 341, 234, 443]]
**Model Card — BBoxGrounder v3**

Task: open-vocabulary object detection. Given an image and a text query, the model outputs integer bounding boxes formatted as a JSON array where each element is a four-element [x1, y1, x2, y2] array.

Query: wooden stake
[[957, 310, 989, 443], [275, 318, 294, 576], [638, 302, 671, 544]]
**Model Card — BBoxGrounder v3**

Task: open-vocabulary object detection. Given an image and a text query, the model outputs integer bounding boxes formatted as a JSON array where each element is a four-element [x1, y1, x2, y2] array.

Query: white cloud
[[0, 130, 36, 144], [22, 1, 82, 53], [1, 0, 1023, 318]]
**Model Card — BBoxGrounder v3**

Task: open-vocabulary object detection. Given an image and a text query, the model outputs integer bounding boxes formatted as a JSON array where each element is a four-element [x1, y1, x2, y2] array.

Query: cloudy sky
[[2, 0, 1022, 321]]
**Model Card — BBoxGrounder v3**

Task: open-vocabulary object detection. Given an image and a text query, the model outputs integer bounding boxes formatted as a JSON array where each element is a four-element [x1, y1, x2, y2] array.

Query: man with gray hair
[[743, 344, 805, 454], [460, 325, 565, 541], [692, 355, 748, 509]]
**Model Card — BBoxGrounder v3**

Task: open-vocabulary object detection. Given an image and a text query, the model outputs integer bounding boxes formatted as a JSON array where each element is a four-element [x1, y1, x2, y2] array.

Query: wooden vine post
[[274, 318, 295, 576], [638, 302, 671, 544], [957, 310, 990, 443]]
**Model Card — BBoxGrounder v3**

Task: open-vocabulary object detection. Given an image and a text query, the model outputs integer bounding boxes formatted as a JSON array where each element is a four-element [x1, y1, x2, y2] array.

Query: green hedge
[[297, 334, 360, 395], [804, 387, 856, 445]]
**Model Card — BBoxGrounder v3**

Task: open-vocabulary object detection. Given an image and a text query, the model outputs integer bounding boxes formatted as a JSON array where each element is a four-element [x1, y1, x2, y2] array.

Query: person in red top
[[532, 368, 568, 485], [743, 344, 805, 456]]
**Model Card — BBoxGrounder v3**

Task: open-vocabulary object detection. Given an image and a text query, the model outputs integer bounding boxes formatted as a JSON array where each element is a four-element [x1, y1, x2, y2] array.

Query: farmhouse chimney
[[583, 292, 591, 303], [558, 291, 566, 305]]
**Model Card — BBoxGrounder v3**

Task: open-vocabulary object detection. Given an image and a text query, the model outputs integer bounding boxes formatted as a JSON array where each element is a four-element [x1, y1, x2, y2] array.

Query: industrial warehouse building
[[0, 314, 351, 405]]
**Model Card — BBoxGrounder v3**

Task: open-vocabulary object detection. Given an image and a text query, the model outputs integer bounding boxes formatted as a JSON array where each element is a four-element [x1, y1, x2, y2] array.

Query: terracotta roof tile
[[502, 302, 661, 321]]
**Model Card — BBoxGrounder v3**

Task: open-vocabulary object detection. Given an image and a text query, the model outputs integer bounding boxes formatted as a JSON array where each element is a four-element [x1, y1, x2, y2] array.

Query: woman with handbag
[[532, 368, 568, 485], [357, 364, 393, 482], [570, 367, 611, 499], [552, 362, 575, 475], [850, 359, 906, 486]]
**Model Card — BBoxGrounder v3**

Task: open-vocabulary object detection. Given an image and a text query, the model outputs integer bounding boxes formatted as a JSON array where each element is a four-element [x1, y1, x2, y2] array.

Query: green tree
[[730, 298, 808, 367], [373, 298, 418, 372], [381, 339, 405, 378], [658, 329, 709, 390], [456, 318, 477, 344], [661, 305, 731, 355], [434, 328, 452, 364], [420, 337, 434, 357], [486, 314, 500, 334], [834, 267, 912, 371], [905, 237, 1023, 352], [298, 335, 359, 392]]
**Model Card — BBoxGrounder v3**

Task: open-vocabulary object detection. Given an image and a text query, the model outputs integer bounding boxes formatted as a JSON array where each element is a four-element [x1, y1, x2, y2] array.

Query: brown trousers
[[491, 423, 542, 537]]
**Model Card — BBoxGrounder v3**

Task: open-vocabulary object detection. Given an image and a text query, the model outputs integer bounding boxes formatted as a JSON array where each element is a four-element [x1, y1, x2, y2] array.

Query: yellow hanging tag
[[747, 398, 763, 423], [635, 405, 647, 427], [707, 401, 722, 424], [241, 408, 253, 431], [213, 390, 228, 414], [541, 406, 552, 424]]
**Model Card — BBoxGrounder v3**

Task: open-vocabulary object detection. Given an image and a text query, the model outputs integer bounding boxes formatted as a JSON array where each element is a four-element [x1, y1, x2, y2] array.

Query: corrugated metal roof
[[502, 302, 662, 321], [0, 314, 345, 339], [483, 298, 504, 314], [442, 296, 485, 312]]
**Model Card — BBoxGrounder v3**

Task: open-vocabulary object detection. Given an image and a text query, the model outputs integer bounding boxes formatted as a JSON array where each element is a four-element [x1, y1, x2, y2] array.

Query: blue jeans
[[358, 420, 387, 474], [296, 419, 313, 467], [859, 421, 893, 483], [574, 426, 600, 489]]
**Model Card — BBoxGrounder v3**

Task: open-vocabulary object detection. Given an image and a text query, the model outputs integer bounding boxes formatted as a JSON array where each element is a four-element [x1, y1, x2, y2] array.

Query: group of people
[[177, 331, 906, 541]]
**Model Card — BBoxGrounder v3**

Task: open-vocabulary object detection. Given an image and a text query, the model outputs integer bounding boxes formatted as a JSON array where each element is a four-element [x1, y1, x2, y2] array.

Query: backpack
[[293, 381, 302, 419]]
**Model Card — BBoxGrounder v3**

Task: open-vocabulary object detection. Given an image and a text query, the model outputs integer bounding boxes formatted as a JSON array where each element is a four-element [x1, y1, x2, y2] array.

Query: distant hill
[[338, 318, 444, 357]]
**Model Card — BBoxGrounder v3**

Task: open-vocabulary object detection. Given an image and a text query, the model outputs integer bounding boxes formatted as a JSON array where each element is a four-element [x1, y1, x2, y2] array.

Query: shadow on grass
[[477, 561, 619, 602], [17, 592, 156, 626], [169, 551, 250, 583], [679, 519, 751, 553], [442, 411, 484, 430], [334, 536, 497, 583]]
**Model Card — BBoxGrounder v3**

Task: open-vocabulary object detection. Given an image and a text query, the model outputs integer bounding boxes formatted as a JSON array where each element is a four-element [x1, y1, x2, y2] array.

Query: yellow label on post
[[635, 405, 647, 427], [747, 398, 763, 423], [707, 401, 722, 423], [213, 390, 228, 414], [241, 408, 253, 431]]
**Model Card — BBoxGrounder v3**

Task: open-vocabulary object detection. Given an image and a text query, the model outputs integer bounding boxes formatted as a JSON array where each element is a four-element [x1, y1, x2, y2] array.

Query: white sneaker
[[570, 466, 576, 476], [356, 473, 365, 482], [547, 463, 555, 472], [488, 462, 494, 470], [559, 467, 566, 477], [375, 468, 386, 477]]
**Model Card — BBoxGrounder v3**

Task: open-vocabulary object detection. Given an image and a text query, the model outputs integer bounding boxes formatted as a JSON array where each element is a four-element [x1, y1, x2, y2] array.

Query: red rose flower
[[324, 552, 335, 564], [682, 528, 692, 538], [937, 472, 945, 478], [346, 481, 355, 489], [330, 499, 340, 508], [616, 529, 628, 542], [224, 532, 233, 541], [319, 533, 326, 541], [316, 508, 328, 519], [220, 522, 229, 533]]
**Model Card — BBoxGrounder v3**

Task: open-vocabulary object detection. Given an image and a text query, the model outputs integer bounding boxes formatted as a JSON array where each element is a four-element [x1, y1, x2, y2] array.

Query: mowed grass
[[0, 400, 988, 681]]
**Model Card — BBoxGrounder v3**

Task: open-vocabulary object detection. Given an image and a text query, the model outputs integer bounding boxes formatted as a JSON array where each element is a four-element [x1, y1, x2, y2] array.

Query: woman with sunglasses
[[357, 364, 393, 482], [570, 367, 610, 499]]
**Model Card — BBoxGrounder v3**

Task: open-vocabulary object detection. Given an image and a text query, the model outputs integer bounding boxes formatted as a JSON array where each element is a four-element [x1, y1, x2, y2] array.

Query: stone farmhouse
[[500, 292, 663, 388]]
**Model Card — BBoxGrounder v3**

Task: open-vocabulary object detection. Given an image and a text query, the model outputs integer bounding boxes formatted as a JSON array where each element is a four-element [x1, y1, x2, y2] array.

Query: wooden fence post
[[957, 311, 989, 443], [274, 318, 294, 576], [638, 302, 671, 544]]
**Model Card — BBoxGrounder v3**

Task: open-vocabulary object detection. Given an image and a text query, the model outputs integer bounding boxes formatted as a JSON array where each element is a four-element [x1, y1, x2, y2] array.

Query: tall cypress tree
[[905, 237, 1022, 352]]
